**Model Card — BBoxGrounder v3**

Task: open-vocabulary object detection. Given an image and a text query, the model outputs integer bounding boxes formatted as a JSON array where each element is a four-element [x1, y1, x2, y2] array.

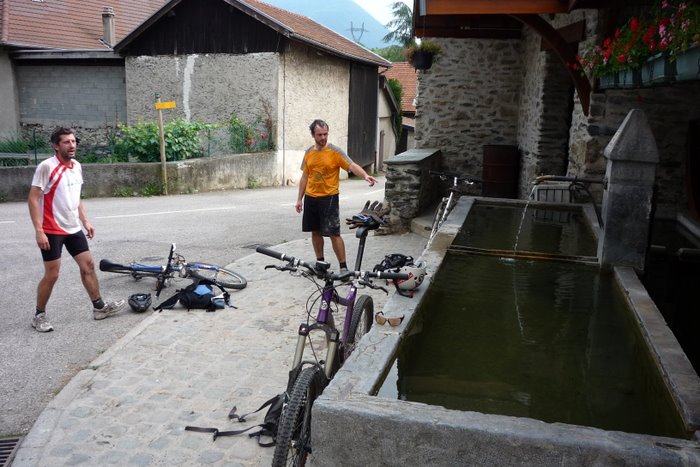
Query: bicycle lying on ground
[[99, 243, 247, 296], [428, 170, 482, 245], [256, 203, 408, 466]]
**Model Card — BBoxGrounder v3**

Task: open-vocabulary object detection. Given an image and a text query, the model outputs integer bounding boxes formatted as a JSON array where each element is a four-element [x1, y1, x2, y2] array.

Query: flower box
[[598, 73, 619, 89], [642, 53, 677, 85], [618, 68, 642, 88], [675, 46, 700, 81]]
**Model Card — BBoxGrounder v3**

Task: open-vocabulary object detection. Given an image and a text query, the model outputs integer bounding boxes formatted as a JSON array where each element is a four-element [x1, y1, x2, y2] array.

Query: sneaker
[[339, 267, 351, 282], [32, 313, 54, 333], [93, 299, 126, 320]]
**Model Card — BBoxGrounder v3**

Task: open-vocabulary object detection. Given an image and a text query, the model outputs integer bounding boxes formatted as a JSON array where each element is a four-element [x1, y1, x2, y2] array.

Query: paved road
[[0, 177, 387, 437]]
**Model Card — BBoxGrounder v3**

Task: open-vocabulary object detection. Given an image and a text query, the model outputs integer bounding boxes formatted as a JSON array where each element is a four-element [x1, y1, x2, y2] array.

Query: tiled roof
[[244, 0, 390, 67], [383, 62, 416, 114], [0, 0, 167, 50]]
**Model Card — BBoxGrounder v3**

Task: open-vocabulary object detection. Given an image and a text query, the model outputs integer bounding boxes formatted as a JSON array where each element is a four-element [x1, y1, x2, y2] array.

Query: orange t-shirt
[[301, 143, 353, 197]]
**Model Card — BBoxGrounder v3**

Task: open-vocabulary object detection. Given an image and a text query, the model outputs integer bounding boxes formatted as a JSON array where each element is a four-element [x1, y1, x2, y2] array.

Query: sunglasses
[[375, 311, 404, 326]]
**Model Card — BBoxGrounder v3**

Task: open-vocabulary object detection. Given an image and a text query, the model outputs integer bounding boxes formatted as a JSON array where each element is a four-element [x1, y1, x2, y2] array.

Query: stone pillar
[[597, 109, 659, 271], [384, 148, 442, 232]]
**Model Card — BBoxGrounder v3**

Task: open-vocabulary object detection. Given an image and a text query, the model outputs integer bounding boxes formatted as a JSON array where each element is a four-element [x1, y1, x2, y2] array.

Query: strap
[[229, 395, 280, 422], [185, 424, 268, 441]]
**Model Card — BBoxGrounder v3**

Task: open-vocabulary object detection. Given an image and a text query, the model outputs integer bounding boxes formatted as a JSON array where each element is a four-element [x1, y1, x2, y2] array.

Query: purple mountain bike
[[256, 210, 408, 466]]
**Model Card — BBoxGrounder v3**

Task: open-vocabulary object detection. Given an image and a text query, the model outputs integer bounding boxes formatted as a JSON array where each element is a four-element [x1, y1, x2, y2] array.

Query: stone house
[[386, 0, 700, 225], [0, 0, 396, 186], [383, 62, 417, 153]]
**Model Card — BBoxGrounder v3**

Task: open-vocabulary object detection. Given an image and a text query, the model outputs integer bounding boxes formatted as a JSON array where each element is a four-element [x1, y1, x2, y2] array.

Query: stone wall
[[384, 149, 442, 232], [0, 152, 277, 202], [415, 38, 523, 182], [583, 83, 700, 208]]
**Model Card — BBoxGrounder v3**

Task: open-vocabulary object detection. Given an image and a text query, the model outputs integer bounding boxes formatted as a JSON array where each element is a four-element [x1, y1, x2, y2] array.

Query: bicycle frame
[[290, 224, 373, 379]]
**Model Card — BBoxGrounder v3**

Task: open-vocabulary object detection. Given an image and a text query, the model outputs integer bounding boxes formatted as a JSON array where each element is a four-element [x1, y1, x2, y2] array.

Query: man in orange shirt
[[295, 119, 377, 272]]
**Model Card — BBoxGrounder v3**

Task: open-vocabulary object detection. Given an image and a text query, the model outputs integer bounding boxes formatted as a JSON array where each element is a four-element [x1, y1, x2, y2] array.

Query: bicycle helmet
[[395, 260, 427, 291], [128, 293, 152, 313]]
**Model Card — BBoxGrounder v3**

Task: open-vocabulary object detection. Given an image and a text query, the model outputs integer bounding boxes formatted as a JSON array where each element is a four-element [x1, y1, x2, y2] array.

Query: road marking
[[95, 206, 237, 219], [0, 220, 15, 224]]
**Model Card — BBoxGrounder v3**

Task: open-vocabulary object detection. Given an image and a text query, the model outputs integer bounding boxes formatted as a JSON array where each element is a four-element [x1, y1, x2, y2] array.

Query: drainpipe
[[597, 109, 659, 272], [102, 7, 116, 47]]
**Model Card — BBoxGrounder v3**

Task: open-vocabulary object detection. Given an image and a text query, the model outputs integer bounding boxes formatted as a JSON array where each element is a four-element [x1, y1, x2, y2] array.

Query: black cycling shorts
[[302, 194, 341, 236], [40, 231, 90, 262]]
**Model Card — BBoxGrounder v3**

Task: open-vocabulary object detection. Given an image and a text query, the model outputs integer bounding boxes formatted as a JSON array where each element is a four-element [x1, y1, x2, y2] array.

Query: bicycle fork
[[291, 288, 340, 380]]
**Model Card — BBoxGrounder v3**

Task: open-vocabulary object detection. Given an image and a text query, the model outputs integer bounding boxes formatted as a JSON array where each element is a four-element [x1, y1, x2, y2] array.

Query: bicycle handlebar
[[429, 170, 482, 185], [255, 245, 410, 281]]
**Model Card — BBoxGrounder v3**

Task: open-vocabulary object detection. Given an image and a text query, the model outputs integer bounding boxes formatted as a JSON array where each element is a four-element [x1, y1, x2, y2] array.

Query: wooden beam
[[423, 0, 569, 15], [512, 14, 591, 115], [540, 20, 585, 51]]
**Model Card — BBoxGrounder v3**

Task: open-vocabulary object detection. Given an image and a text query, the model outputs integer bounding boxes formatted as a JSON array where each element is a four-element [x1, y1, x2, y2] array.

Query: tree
[[382, 2, 414, 47]]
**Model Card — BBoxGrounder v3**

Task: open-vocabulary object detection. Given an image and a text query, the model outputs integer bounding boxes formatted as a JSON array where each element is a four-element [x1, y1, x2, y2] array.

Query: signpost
[[154, 94, 176, 195]]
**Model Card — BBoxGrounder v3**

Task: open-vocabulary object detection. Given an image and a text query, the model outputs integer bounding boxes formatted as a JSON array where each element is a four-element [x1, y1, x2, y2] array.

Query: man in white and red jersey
[[295, 119, 378, 272], [28, 127, 125, 332]]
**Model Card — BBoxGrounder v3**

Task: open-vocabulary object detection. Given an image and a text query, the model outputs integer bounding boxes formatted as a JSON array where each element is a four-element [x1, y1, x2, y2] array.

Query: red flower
[[630, 17, 640, 32]]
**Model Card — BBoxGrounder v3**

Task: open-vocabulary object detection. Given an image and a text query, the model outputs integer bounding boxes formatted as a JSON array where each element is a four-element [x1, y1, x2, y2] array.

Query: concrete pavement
[[11, 230, 428, 466]]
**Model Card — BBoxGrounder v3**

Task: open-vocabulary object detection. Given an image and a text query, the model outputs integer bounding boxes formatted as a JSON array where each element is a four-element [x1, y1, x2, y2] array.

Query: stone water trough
[[311, 110, 700, 465]]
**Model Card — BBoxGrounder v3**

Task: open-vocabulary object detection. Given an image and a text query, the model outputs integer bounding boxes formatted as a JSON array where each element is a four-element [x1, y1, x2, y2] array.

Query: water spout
[[532, 175, 605, 227], [533, 174, 606, 187]]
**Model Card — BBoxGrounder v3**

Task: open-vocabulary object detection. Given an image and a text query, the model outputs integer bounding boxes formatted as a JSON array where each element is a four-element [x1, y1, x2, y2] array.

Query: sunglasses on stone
[[374, 311, 404, 326]]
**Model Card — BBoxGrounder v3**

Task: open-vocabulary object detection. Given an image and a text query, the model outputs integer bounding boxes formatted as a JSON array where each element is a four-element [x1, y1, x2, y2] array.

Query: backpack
[[154, 278, 233, 312], [184, 366, 304, 446], [185, 392, 287, 446]]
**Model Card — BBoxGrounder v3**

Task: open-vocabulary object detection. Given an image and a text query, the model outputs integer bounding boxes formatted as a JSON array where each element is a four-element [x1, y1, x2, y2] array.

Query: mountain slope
[[258, 0, 395, 49]]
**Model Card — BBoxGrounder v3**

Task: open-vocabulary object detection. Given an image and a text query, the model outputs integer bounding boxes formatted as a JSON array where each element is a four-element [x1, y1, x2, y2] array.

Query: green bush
[[227, 114, 274, 154], [116, 119, 216, 162]]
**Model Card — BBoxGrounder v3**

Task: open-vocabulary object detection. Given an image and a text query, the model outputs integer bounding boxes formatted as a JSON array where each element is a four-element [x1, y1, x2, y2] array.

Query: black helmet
[[128, 293, 152, 313]]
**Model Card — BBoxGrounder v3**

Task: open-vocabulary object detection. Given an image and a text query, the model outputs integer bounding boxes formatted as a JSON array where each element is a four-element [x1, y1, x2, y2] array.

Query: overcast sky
[[353, 0, 412, 26]]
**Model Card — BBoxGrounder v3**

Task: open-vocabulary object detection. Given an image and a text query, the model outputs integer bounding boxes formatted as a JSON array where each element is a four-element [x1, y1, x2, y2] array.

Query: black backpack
[[154, 278, 232, 312], [184, 366, 304, 446], [185, 392, 287, 446]]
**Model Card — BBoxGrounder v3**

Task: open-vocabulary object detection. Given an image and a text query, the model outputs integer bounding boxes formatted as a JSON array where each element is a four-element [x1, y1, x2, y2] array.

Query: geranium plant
[[578, 0, 700, 78]]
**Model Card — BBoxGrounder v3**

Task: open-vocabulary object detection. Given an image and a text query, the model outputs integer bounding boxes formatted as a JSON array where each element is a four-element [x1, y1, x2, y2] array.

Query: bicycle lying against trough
[[428, 170, 482, 245], [256, 203, 408, 466], [99, 243, 247, 297]]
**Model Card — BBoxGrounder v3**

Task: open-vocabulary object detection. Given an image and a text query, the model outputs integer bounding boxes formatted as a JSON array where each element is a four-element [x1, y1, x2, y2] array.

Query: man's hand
[[365, 175, 377, 187], [295, 199, 303, 213], [35, 231, 50, 251]]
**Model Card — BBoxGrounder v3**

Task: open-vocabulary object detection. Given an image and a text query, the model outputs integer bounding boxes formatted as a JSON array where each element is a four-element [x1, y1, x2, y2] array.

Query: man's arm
[[296, 171, 309, 213], [78, 201, 95, 239], [348, 162, 377, 187], [28, 186, 49, 250]]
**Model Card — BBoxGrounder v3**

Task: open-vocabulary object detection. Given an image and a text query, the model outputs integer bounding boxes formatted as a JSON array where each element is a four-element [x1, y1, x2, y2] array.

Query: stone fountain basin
[[311, 197, 700, 466]]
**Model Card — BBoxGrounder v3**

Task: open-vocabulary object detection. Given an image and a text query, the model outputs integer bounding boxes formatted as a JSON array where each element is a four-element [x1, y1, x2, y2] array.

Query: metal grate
[[0, 437, 21, 467]]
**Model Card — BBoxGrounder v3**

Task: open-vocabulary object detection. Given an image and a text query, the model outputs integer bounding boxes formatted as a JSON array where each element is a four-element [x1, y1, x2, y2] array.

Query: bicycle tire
[[187, 263, 247, 290], [272, 366, 327, 467], [429, 198, 449, 242], [344, 295, 374, 361]]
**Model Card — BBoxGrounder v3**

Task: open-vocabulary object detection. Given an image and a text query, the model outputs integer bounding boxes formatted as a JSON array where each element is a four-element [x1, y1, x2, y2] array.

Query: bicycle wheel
[[187, 263, 247, 289], [272, 366, 327, 467], [428, 198, 449, 242], [344, 295, 374, 360]]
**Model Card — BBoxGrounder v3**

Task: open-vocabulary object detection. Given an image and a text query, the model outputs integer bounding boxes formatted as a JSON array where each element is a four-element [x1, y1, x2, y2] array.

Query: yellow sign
[[155, 101, 176, 110]]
